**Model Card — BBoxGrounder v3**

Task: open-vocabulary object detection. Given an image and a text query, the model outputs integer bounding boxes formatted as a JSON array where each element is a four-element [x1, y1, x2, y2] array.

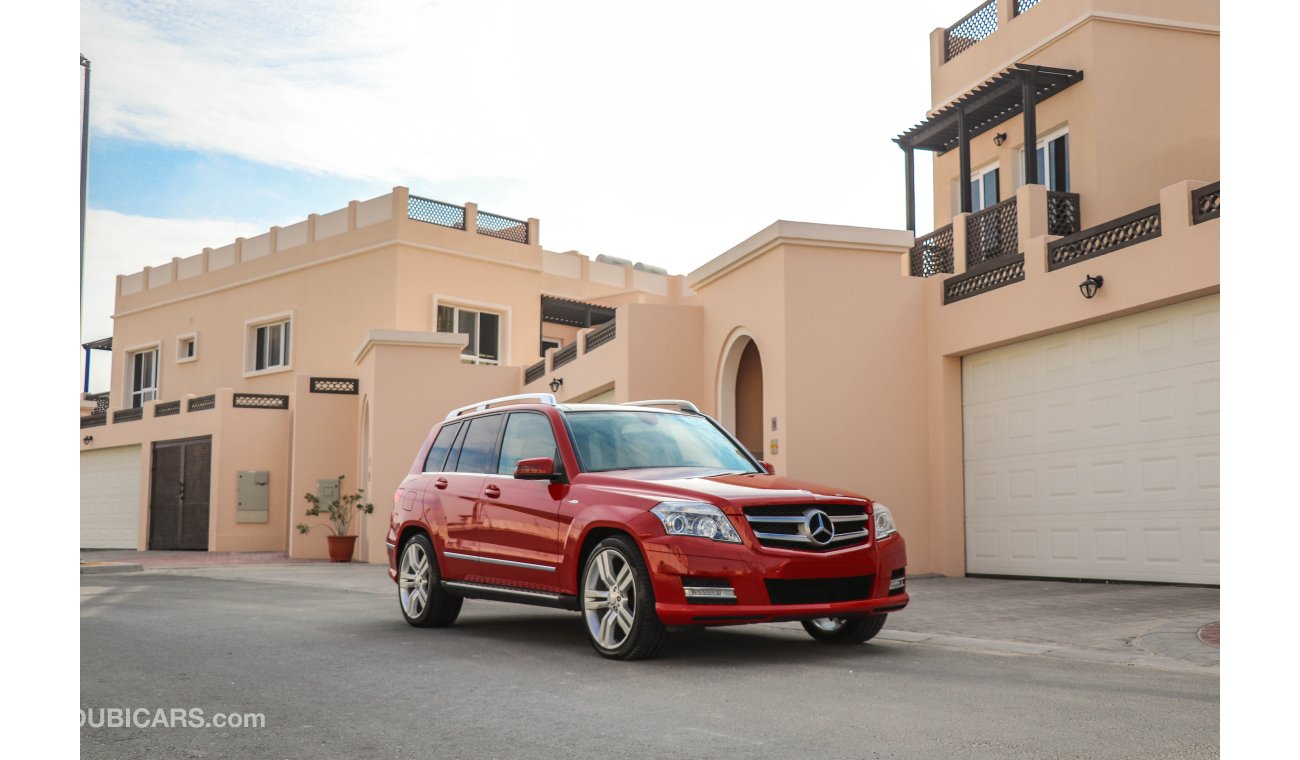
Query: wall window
[[437, 304, 501, 365], [127, 347, 158, 408], [1022, 129, 1069, 191], [540, 338, 561, 357], [177, 334, 197, 363], [245, 315, 292, 373], [970, 164, 1000, 211], [953, 163, 1000, 215]]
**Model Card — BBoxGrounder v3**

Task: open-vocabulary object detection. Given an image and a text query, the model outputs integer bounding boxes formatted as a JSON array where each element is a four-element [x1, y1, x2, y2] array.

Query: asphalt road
[[81, 572, 1219, 759]]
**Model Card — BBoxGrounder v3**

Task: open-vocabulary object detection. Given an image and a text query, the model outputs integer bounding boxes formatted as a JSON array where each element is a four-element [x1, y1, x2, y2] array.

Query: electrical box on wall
[[236, 470, 270, 523], [317, 478, 341, 509]]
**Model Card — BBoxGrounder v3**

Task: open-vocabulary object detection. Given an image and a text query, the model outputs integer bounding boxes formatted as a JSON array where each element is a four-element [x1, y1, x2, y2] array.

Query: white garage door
[[81, 445, 142, 549], [963, 295, 1219, 584]]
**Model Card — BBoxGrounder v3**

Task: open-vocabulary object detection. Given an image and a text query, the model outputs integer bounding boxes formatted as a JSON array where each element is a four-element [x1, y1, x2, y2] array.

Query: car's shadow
[[376, 606, 906, 666]]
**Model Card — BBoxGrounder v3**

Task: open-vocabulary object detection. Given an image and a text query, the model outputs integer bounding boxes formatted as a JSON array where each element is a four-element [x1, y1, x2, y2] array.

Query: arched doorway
[[718, 332, 764, 460]]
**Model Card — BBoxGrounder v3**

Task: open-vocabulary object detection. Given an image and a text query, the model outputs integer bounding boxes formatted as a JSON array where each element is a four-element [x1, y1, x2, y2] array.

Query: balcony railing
[[966, 196, 1019, 267], [1047, 205, 1162, 271], [524, 359, 546, 385], [112, 407, 143, 424], [584, 320, 617, 352], [909, 224, 955, 278], [407, 196, 466, 230], [552, 342, 578, 369], [1014, 0, 1042, 16], [1192, 182, 1220, 225], [188, 395, 216, 412], [944, 0, 999, 62], [1046, 191, 1081, 237], [155, 400, 181, 417], [476, 210, 530, 244], [86, 392, 110, 415]]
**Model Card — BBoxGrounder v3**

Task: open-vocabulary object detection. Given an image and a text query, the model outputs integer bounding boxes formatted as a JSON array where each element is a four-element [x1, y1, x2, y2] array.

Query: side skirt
[[441, 580, 580, 612]]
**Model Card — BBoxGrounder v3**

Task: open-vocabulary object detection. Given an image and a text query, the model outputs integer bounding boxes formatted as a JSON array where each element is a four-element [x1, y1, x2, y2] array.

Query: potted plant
[[296, 475, 374, 562]]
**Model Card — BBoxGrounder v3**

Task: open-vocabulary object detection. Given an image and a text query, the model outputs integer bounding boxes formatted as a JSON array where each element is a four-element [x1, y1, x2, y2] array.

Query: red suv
[[387, 394, 908, 659]]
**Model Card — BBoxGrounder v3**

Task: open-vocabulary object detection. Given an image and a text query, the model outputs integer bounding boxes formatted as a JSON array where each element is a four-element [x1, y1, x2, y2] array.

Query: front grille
[[764, 575, 875, 605], [743, 504, 870, 551]]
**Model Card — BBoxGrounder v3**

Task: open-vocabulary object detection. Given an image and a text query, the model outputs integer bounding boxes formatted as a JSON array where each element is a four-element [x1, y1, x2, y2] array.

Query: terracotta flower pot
[[326, 535, 357, 562]]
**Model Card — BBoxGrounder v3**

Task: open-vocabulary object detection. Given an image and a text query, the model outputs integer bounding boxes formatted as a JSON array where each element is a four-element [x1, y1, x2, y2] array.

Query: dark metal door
[[148, 436, 212, 550]]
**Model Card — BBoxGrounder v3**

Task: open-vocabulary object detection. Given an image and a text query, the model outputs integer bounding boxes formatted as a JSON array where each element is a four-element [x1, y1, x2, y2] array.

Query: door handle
[[484, 484, 501, 498], [434, 477, 449, 490]]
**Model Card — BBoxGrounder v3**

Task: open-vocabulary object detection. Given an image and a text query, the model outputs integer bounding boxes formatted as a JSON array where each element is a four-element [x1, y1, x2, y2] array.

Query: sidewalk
[[83, 551, 1219, 673]]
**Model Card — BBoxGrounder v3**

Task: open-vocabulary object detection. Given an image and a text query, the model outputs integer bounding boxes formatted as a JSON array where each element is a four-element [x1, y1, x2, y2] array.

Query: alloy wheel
[[399, 541, 431, 618], [583, 548, 637, 650]]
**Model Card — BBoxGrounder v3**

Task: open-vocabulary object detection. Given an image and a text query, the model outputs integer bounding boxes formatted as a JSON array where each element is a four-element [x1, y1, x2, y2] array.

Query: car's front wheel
[[398, 534, 462, 628], [801, 615, 887, 644], [581, 536, 667, 660]]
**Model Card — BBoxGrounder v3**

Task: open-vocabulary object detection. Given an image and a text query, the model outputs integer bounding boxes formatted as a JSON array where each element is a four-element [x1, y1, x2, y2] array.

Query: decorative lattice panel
[[552, 343, 578, 369], [408, 196, 466, 229], [584, 320, 617, 352], [1015, 0, 1041, 16], [1048, 205, 1162, 271], [310, 377, 359, 395], [233, 393, 289, 409], [909, 224, 955, 277], [81, 414, 107, 429], [524, 360, 546, 385], [113, 407, 143, 423], [966, 197, 1019, 267], [188, 395, 216, 412], [945, 0, 999, 62], [944, 255, 1026, 304], [476, 210, 529, 244], [1192, 182, 1219, 225], [87, 393, 110, 415], [154, 400, 181, 417], [1046, 192, 1081, 237]]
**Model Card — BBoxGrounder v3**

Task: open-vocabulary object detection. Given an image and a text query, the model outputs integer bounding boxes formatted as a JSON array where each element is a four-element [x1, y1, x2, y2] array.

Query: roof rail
[[622, 399, 701, 414], [445, 393, 558, 421]]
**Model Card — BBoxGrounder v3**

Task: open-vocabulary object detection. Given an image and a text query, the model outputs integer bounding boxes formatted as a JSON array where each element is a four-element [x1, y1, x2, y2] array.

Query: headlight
[[650, 502, 741, 543], [873, 503, 897, 539]]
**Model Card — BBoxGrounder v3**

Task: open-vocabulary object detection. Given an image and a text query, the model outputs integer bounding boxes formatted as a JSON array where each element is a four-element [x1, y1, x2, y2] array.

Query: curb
[[876, 630, 1217, 674], [81, 563, 144, 575]]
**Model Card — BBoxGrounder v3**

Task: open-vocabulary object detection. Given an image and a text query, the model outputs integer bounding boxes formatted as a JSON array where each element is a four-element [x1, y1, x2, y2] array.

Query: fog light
[[682, 577, 737, 604], [889, 569, 906, 593]]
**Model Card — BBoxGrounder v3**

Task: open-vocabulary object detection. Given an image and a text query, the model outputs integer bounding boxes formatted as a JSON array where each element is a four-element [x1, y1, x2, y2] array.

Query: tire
[[580, 535, 668, 660], [397, 534, 462, 628], [801, 615, 887, 644]]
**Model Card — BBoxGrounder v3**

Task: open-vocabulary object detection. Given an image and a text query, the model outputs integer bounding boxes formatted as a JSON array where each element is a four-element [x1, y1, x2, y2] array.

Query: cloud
[[82, 208, 263, 391]]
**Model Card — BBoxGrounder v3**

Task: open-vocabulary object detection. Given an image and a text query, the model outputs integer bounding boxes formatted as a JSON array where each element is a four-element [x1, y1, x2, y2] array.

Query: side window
[[423, 422, 461, 473], [497, 413, 559, 475], [454, 415, 505, 474]]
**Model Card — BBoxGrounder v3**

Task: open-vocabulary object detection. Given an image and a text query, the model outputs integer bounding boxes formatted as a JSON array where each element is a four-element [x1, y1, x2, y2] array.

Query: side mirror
[[760, 461, 776, 475], [514, 457, 557, 481]]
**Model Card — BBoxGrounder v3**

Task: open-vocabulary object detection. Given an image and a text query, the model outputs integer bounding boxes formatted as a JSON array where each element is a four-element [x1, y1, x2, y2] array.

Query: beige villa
[[79, 0, 1220, 585]]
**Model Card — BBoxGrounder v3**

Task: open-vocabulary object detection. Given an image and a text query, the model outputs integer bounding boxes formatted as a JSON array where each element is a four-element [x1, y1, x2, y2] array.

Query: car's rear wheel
[[801, 615, 887, 644], [581, 536, 667, 660], [398, 534, 462, 628]]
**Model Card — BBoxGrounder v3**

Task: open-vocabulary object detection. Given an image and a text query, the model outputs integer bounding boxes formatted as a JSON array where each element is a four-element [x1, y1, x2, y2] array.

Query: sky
[[79, 0, 987, 391]]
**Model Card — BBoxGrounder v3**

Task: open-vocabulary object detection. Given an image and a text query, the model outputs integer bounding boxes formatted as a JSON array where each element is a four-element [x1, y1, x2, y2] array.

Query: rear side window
[[455, 415, 505, 474], [423, 422, 461, 473], [497, 413, 559, 474]]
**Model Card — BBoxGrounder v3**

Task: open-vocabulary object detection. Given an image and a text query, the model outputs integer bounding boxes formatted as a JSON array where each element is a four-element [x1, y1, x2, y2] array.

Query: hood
[[574, 467, 870, 511]]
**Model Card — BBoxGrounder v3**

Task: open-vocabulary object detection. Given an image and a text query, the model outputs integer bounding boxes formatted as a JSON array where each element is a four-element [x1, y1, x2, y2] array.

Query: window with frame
[[1021, 129, 1069, 191], [496, 412, 559, 475], [540, 338, 561, 357], [127, 347, 159, 408], [249, 319, 291, 372], [454, 415, 505, 473], [177, 334, 197, 362], [970, 164, 1000, 211], [423, 422, 462, 473], [437, 304, 501, 365]]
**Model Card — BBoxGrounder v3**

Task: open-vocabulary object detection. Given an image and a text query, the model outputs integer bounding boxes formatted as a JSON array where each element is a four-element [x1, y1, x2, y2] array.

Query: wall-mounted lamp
[[1079, 274, 1104, 299], [993, 132, 1007, 147], [549, 378, 564, 393], [82, 435, 94, 446]]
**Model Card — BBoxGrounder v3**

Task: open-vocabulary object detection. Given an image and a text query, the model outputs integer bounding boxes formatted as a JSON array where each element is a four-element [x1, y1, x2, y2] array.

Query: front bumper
[[642, 530, 909, 627]]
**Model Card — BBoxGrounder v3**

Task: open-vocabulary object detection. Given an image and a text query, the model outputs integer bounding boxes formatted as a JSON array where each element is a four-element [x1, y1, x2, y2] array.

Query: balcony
[[906, 181, 1218, 305], [908, 188, 1080, 284], [943, 0, 1046, 64], [524, 318, 617, 387]]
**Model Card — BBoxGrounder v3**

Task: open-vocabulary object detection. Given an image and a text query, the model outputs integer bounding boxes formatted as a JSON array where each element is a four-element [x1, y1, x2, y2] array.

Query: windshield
[[567, 411, 760, 473]]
